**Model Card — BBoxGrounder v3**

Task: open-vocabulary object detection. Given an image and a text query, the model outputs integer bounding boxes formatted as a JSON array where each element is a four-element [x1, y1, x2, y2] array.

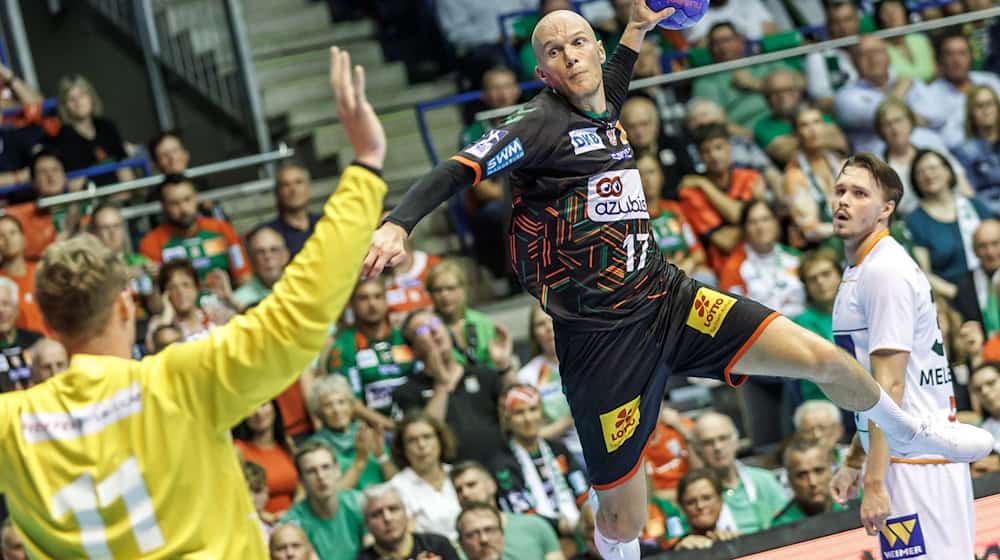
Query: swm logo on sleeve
[[569, 127, 606, 155], [599, 395, 641, 453], [486, 139, 524, 176], [464, 129, 509, 159], [879, 514, 927, 559], [685, 287, 737, 337], [585, 169, 649, 223]]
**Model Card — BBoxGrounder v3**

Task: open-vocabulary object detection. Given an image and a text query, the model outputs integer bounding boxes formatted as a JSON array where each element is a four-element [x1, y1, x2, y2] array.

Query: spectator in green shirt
[[281, 441, 366, 560], [427, 260, 509, 368], [267, 523, 316, 560], [450, 461, 565, 560], [792, 249, 843, 403], [792, 400, 847, 470], [691, 412, 788, 535], [772, 440, 848, 526], [460, 67, 523, 149], [670, 469, 739, 551], [232, 226, 290, 309], [306, 375, 397, 491], [321, 276, 416, 418], [753, 69, 847, 167]]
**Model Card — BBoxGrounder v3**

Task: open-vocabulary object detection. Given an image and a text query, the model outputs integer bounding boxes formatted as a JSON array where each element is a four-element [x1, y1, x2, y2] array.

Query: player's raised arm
[[154, 47, 387, 431]]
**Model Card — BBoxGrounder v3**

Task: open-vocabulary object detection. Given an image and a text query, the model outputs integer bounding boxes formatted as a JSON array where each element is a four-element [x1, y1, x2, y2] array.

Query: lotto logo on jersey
[[586, 170, 648, 223], [569, 127, 606, 155], [879, 514, 927, 559], [464, 129, 508, 159], [600, 395, 641, 453], [686, 287, 736, 338], [486, 139, 524, 176]]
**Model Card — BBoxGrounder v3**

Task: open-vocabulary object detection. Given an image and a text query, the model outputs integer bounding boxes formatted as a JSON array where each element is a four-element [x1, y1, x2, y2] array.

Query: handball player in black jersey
[[363, 2, 994, 557]]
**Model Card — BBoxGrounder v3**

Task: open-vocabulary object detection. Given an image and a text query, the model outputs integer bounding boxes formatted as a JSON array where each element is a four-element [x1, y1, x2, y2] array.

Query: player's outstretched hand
[[830, 464, 861, 505], [330, 46, 386, 170], [362, 222, 408, 279], [860, 482, 891, 536], [629, 0, 675, 32]]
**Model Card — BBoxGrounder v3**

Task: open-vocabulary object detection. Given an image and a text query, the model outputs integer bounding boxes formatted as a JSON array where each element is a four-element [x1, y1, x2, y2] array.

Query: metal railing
[[86, 0, 270, 152], [0, 156, 153, 198], [38, 143, 294, 209]]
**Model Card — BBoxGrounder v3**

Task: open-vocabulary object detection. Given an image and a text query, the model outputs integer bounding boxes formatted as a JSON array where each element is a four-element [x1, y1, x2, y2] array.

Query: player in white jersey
[[829, 153, 975, 559]]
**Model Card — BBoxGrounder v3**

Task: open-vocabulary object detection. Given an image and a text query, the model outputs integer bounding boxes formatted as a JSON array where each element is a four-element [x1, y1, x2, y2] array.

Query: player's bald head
[[531, 10, 593, 58]]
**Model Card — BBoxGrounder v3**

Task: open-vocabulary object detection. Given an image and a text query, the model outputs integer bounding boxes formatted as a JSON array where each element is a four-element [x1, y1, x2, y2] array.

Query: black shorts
[[554, 271, 778, 489]]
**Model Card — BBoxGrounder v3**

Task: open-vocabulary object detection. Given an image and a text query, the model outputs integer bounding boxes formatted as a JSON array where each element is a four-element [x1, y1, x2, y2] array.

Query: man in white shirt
[[927, 31, 1000, 148], [834, 36, 944, 154], [829, 153, 978, 560]]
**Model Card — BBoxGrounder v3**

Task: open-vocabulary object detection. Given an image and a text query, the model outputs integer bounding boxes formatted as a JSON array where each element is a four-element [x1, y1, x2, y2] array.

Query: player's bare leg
[[733, 316, 993, 462], [588, 464, 647, 542]]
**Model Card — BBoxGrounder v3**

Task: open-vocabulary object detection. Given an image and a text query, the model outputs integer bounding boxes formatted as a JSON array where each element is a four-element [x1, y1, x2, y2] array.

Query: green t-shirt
[[771, 498, 847, 527], [502, 513, 561, 559], [308, 422, 385, 490], [691, 62, 791, 130], [793, 306, 833, 402], [233, 276, 271, 308], [651, 495, 689, 538], [753, 113, 834, 152], [461, 121, 488, 150], [452, 308, 497, 368], [649, 204, 698, 258], [123, 252, 154, 296], [325, 326, 416, 416], [281, 491, 366, 560], [723, 465, 789, 534]]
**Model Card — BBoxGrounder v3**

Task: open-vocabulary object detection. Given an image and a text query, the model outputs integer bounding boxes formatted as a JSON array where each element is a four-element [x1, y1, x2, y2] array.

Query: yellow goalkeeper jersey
[[0, 164, 385, 559]]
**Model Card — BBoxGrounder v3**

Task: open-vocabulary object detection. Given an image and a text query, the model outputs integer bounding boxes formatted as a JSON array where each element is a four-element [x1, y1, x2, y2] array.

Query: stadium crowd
[[4, 0, 1000, 559]]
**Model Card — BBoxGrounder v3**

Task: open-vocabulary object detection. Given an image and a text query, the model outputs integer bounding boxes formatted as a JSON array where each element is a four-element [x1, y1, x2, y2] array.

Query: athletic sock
[[589, 488, 640, 560], [862, 388, 918, 440]]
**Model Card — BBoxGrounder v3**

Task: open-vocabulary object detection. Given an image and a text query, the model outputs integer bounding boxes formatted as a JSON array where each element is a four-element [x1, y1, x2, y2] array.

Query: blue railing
[[1, 97, 57, 121], [0, 156, 152, 198]]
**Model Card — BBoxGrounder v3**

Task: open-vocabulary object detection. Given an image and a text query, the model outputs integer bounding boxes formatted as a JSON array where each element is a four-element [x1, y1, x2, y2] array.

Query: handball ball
[[645, 0, 710, 30]]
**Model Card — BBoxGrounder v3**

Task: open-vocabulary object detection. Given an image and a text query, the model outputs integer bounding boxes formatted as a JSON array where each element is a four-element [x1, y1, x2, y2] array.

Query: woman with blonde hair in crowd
[[955, 85, 1000, 215], [306, 374, 396, 490], [46, 74, 134, 185]]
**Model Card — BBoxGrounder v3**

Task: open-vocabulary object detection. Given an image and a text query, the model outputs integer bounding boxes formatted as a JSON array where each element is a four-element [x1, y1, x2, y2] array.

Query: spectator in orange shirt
[[643, 403, 695, 502], [5, 150, 84, 259], [138, 175, 251, 285], [233, 400, 301, 518], [678, 124, 766, 275], [0, 215, 48, 334], [383, 220, 441, 328]]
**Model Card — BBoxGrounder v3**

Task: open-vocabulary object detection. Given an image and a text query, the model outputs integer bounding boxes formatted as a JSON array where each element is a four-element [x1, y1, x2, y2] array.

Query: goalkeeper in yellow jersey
[[0, 47, 385, 559]]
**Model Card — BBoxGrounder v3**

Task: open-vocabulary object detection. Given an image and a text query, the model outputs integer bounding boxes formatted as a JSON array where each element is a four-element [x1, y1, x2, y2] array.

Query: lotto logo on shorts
[[599, 395, 641, 453], [879, 514, 927, 559], [686, 287, 736, 338]]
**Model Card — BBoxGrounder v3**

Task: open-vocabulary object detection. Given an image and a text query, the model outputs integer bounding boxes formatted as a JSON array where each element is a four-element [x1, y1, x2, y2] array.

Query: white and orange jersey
[[832, 231, 956, 460], [0, 165, 386, 558]]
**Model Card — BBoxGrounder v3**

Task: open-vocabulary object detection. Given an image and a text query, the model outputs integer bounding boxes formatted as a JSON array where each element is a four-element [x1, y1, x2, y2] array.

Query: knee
[[595, 498, 646, 541]]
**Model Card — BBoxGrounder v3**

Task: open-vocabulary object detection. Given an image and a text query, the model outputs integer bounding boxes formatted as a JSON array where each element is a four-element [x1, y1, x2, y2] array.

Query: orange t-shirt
[[643, 421, 692, 492], [4, 203, 56, 261], [275, 382, 311, 437], [678, 168, 760, 274], [234, 440, 299, 514], [982, 333, 1000, 362], [385, 251, 441, 328], [0, 261, 49, 335]]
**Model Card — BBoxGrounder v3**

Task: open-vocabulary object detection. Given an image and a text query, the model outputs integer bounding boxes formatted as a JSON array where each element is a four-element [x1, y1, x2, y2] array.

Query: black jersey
[[450, 46, 672, 330]]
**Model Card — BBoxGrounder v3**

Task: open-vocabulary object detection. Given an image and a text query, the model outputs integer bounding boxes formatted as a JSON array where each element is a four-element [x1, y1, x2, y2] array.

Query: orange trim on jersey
[[723, 311, 781, 388], [450, 155, 482, 185], [890, 457, 951, 465], [856, 230, 890, 266], [592, 439, 652, 491]]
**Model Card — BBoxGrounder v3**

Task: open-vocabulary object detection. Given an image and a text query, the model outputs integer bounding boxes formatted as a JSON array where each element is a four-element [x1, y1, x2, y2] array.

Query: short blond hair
[[426, 259, 467, 292], [35, 234, 128, 342], [57, 74, 104, 122]]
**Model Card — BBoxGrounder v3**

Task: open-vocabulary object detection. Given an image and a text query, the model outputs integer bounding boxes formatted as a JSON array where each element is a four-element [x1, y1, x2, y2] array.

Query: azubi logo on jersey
[[586, 170, 649, 223], [600, 395, 641, 453], [686, 287, 736, 338]]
